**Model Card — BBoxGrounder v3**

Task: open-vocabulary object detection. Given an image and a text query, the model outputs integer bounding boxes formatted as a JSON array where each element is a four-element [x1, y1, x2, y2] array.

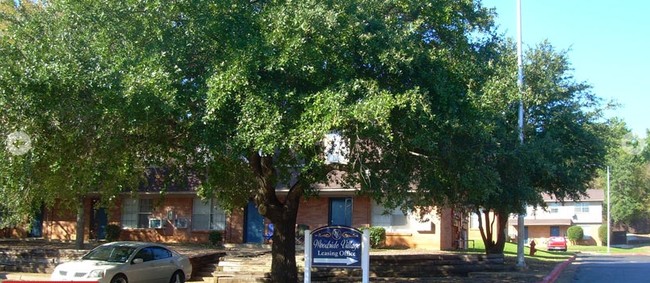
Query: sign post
[[361, 228, 369, 283], [304, 229, 312, 283], [304, 226, 370, 283]]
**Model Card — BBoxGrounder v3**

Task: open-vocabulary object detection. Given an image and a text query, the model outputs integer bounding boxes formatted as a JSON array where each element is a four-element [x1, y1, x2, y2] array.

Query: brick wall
[[42, 195, 215, 244], [34, 194, 455, 250], [42, 199, 89, 241], [118, 195, 200, 243], [225, 208, 244, 244], [294, 196, 371, 230]]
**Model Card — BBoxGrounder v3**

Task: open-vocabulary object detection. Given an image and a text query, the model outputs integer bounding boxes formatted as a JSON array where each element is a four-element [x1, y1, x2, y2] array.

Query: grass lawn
[[450, 238, 650, 282], [568, 244, 650, 254], [466, 240, 573, 261], [467, 238, 650, 257]]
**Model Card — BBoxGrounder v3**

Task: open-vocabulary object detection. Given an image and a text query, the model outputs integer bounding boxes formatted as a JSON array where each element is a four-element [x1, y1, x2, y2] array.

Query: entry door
[[94, 208, 108, 239], [245, 201, 264, 243], [329, 198, 353, 226], [29, 207, 43, 237], [90, 199, 108, 240]]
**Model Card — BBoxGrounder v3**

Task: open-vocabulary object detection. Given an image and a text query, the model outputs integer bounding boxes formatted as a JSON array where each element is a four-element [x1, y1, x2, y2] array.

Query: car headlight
[[88, 269, 105, 278]]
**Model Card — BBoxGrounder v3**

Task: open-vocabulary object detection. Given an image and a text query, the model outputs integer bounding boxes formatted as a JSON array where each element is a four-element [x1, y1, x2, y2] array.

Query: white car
[[51, 241, 193, 283]]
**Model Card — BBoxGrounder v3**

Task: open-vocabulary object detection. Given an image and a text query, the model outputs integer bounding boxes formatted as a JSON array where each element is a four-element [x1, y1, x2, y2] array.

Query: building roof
[[542, 189, 605, 202]]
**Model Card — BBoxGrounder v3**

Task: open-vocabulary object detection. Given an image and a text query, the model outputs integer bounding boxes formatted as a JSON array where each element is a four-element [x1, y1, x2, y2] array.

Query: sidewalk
[[1, 272, 207, 283], [1, 272, 50, 282]]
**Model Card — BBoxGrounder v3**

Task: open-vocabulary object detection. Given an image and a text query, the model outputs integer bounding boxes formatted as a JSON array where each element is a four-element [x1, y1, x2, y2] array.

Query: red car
[[546, 236, 568, 251]]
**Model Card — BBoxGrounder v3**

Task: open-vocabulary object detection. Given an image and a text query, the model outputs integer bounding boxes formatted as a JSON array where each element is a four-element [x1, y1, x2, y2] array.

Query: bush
[[598, 225, 608, 245], [360, 226, 386, 248], [105, 224, 121, 242], [566, 226, 584, 244], [209, 230, 223, 246]]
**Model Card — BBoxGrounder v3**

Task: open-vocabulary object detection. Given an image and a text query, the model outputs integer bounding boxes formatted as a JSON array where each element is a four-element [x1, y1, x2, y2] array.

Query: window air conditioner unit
[[174, 218, 189, 229], [149, 218, 163, 229]]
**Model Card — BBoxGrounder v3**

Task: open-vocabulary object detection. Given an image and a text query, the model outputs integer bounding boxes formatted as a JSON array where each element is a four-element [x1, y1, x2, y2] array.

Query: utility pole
[[516, 0, 526, 268], [607, 166, 611, 254]]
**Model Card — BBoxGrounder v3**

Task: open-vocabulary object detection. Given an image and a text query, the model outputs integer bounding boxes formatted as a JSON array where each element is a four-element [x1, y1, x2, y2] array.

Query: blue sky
[[482, 0, 649, 138]]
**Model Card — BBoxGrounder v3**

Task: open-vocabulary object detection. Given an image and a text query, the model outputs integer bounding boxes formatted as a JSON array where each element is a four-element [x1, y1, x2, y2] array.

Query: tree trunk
[[250, 152, 303, 283], [267, 201, 299, 283], [75, 197, 85, 249], [477, 209, 507, 256]]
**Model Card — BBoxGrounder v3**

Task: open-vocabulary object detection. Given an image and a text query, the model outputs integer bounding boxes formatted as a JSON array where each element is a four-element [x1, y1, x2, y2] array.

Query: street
[[557, 253, 650, 283]]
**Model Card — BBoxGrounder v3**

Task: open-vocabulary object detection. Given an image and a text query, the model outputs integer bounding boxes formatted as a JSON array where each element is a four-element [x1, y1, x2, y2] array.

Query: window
[[121, 198, 155, 229], [470, 213, 480, 229], [549, 203, 560, 214], [371, 202, 410, 232], [151, 247, 172, 260], [133, 246, 172, 262], [175, 218, 189, 228], [574, 202, 589, 213], [192, 198, 226, 230], [134, 247, 154, 262]]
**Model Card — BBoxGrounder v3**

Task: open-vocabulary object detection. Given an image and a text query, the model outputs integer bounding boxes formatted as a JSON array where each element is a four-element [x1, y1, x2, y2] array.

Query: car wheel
[[169, 270, 185, 283], [110, 274, 128, 283]]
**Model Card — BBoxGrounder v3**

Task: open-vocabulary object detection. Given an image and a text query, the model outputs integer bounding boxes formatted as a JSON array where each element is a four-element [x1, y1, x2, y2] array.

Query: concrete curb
[[538, 254, 577, 283], [1, 272, 50, 282]]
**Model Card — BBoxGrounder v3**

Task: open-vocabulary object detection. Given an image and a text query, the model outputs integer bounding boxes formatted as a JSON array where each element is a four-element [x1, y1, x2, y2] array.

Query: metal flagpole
[[607, 166, 611, 254], [516, 0, 526, 268]]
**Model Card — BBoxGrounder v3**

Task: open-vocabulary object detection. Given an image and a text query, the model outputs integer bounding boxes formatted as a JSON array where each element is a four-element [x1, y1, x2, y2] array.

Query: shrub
[[598, 225, 608, 245], [360, 226, 386, 248], [566, 226, 584, 244], [209, 230, 223, 246], [105, 224, 121, 242]]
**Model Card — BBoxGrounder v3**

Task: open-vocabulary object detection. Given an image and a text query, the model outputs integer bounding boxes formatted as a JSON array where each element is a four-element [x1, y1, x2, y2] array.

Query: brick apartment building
[[5, 187, 464, 250]]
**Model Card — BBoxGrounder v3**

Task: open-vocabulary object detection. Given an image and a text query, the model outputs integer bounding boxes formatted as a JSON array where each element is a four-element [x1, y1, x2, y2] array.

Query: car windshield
[[82, 245, 137, 263]]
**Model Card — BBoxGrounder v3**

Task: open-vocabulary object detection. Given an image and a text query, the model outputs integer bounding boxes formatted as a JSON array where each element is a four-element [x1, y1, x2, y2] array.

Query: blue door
[[90, 199, 108, 240], [29, 207, 43, 237], [329, 198, 353, 226], [245, 201, 264, 243], [95, 208, 108, 239]]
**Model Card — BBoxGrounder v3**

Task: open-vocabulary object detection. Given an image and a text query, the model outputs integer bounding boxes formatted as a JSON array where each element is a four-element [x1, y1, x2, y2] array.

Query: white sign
[[323, 132, 349, 165]]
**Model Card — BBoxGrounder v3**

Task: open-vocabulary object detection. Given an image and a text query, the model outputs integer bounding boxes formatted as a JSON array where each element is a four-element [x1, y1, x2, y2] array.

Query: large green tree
[[597, 123, 650, 231], [463, 41, 611, 255], [200, 1, 498, 281], [0, 0, 214, 247], [2, 0, 499, 281], [1, 0, 612, 281]]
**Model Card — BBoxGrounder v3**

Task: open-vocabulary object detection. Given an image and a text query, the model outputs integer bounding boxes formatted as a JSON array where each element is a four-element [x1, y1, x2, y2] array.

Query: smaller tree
[[566, 226, 584, 245], [598, 225, 609, 246]]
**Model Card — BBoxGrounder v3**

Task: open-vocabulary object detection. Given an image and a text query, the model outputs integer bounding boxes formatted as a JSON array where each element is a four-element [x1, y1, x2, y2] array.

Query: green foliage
[[566, 226, 584, 244], [598, 225, 608, 245], [469, 40, 611, 255], [595, 124, 650, 228], [360, 226, 386, 249], [105, 224, 121, 242], [0, 0, 613, 281], [208, 230, 223, 246]]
